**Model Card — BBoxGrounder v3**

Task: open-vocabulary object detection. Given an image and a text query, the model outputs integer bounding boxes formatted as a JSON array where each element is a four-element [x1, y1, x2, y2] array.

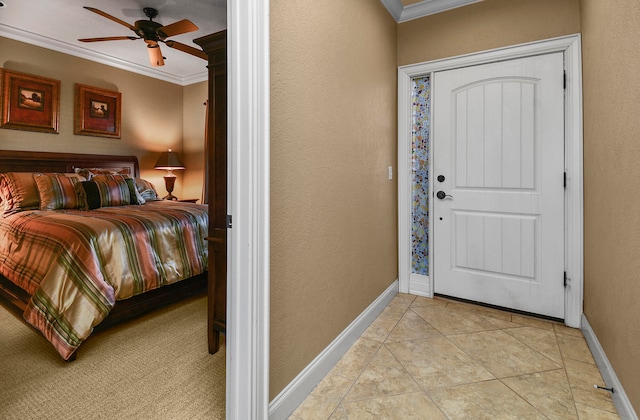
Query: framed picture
[[0, 69, 60, 134], [74, 84, 121, 138]]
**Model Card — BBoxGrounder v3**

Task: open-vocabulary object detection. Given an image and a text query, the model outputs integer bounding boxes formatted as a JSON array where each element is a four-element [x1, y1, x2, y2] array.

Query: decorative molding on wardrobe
[[379, 0, 482, 23], [582, 315, 639, 420], [268, 280, 399, 420]]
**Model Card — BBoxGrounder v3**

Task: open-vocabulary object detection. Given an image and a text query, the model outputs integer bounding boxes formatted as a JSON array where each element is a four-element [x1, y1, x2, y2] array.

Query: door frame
[[397, 34, 583, 327], [227, 0, 270, 418]]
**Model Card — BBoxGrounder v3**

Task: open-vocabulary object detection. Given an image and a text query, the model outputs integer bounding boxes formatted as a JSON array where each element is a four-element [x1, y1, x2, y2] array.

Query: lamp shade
[[154, 149, 185, 171]]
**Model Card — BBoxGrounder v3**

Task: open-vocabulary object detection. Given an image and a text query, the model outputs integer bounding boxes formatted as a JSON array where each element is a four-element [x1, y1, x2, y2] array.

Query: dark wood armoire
[[194, 30, 226, 354]]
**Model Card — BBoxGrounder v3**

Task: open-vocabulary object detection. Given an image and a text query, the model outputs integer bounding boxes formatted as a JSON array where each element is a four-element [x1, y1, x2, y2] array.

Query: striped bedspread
[[0, 201, 208, 360]]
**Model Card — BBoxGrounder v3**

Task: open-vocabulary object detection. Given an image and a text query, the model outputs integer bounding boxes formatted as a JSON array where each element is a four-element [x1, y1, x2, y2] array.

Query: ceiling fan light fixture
[[78, 7, 206, 67], [147, 43, 165, 66]]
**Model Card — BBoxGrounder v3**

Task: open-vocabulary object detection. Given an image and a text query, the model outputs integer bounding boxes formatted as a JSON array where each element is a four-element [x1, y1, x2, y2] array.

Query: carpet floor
[[0, 295, 225, 420]]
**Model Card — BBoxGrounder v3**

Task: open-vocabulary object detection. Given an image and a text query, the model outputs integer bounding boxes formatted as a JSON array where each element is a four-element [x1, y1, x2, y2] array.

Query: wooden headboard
[[0, 150, 140, 178]]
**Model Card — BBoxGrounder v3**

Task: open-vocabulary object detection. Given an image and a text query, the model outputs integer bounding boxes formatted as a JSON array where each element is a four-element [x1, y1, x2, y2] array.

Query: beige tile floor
[[289, 294, 620, 419]]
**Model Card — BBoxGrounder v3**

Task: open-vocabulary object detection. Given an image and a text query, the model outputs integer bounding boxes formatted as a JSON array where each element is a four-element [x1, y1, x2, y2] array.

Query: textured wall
[[182, 81, 208, 202], [581, 0, 640, 411], [397, 0, 580, 66], [270, 0, 398, 398], [0, 37, 204, 198]]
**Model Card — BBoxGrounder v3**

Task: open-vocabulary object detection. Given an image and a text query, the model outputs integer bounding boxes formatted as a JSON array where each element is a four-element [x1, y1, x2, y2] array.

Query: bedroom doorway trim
[[228, 0, 270, 418], [397, 34, 584, 328]]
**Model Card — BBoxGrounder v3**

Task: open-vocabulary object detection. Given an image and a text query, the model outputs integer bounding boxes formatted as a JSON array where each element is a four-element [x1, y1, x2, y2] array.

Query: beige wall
[[182, 81, 208, 202], [581, 0, 640, 410], [270, 0, 398, 398], [0, 37, 206, 199], [397, 0, 580, 66]]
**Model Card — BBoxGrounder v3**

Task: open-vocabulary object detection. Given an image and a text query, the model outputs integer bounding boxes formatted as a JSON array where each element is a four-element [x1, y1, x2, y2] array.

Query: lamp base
[[163, 175, 178, 201]]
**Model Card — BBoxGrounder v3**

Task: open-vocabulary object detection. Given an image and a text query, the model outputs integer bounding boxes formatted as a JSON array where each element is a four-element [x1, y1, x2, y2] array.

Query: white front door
[[433, 53, 565, 319]]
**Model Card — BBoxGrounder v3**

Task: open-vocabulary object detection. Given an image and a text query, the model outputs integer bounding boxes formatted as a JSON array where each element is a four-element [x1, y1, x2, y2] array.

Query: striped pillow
[[34, 173, 82, 210], [75, 181, 102, 210], [93, 178, 131, 207], [93, 174, 145, 205]]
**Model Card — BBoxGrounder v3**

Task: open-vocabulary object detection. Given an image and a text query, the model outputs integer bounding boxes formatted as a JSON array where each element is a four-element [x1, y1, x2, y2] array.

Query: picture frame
[[74, 84, 121, 139], [0, 69, 60, 134]]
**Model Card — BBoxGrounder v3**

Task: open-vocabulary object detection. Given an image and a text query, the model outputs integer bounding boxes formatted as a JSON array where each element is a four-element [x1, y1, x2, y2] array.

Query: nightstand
[[178, 198, 199, 203]]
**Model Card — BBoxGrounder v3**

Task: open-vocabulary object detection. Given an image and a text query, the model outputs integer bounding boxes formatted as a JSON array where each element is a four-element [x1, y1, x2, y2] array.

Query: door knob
[[436, 191, 453, 200]]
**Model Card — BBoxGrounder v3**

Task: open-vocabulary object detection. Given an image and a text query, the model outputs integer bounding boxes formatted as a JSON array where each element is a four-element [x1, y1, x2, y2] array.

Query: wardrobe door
[[195, 30, 227, 354]]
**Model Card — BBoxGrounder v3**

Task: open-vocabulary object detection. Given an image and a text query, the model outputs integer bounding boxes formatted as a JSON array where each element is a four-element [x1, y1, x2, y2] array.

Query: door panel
[[433, 53, 565, 319], [453, 211, 536, 278]]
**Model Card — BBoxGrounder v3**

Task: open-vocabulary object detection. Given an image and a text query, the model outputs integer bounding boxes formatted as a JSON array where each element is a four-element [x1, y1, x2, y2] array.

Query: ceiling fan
[[78, 6, 207, 67]]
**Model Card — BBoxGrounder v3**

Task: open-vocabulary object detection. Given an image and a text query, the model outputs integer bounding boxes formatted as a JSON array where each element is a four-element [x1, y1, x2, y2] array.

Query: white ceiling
[[0, 0, 226, 85], [0, 0, 479, 86]]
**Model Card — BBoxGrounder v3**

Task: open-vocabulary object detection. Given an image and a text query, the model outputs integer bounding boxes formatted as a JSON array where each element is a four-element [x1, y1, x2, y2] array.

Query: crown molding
[[0, 24, 207, 86], [380, 0, 483, 23]]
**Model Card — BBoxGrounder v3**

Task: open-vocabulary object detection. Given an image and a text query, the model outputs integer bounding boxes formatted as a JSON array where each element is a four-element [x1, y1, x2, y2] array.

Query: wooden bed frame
[[0, 149, 208, 360]]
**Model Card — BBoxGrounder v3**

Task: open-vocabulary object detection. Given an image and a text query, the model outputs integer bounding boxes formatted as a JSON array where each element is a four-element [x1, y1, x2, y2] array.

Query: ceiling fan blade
[[148, 45, 165, 67], [158, 19, 199, 38], [78, 36, 139, 42], [164, 40, 207, 60], [83, 7, 137, 31]]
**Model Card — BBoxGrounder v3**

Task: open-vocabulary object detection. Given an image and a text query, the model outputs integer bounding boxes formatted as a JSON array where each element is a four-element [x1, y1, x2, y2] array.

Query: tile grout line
[[326, 296, 415, 418], [554, 327, 584, 418]]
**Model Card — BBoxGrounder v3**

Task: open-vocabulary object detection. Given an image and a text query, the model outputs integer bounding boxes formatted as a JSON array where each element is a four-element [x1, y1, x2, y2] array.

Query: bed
[[0, 150, 208, 361]]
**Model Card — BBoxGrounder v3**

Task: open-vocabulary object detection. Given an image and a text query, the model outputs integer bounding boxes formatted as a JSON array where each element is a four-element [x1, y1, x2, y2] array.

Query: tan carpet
[[0, 295, 225, 420]]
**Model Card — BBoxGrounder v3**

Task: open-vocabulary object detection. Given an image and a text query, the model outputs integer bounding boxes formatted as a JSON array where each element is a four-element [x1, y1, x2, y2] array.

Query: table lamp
[[154, 149, 185, 200]]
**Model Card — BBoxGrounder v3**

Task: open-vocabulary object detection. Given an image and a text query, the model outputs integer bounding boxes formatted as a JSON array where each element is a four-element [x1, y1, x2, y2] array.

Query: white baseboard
[[581, 314, 638, 420], [268, 280, 399, 420]]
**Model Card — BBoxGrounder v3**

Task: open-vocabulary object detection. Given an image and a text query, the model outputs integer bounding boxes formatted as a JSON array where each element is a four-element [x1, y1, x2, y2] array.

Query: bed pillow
[[63, 173, 87, 182], [125, 178, 145, 205], [93, 178, 132, 207], [76, 178, 141, 209], [135, 178, 160, 201], [75, 181, 102, 210], [92, 174, 144, 205], [0, 172, 41, 216], [34, 173, 82, 210], [75, 167, 131, 181]]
